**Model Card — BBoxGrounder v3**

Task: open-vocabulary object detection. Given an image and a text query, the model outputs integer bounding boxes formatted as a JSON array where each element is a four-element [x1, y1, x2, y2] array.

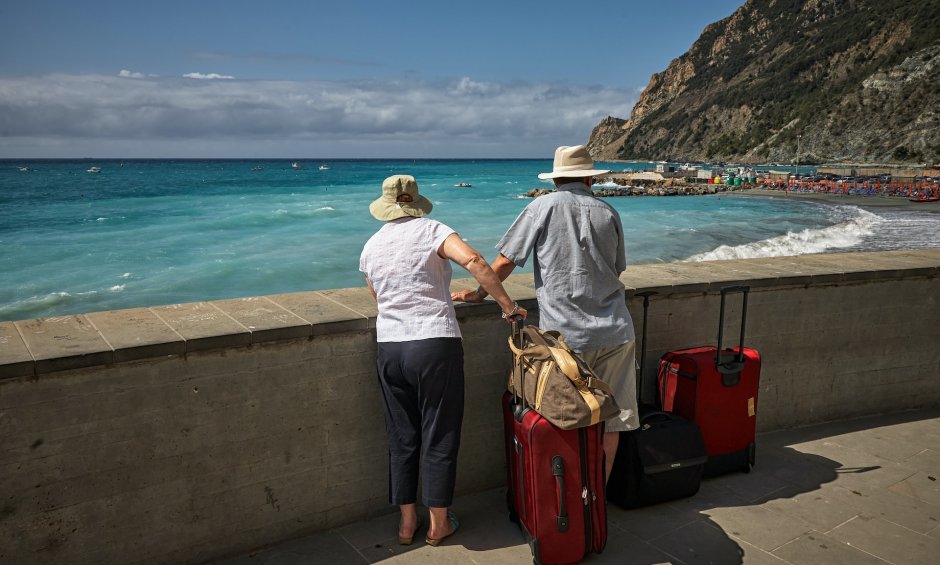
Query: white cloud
[[0, 73, 636, 157], [118, 69, 145, 78], [183, 72, 235, 80], [449, 76, 497, 97]]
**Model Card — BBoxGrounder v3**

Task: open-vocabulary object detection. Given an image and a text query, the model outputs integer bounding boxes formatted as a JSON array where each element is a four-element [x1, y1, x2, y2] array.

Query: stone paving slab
[[85, 307, 185, 362], [150, 302, 251, 352], [771, 531, 888, 565], [267, 291, 370, 335], [212, 296, 313, 343], [210, 408, 940, 565], [823, 484, 939, 534], [15, 315, 114, 372], [0, 321, 33, 377], [828, 514, 940, 564]]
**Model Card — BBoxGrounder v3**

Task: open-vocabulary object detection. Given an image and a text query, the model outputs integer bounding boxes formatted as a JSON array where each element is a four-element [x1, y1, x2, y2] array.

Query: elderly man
[[453, 145, 638, 481]]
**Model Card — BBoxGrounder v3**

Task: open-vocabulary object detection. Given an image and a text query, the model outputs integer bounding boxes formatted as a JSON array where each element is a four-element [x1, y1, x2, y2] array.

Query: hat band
[[396, 194, 414, 202], [554, 162, 595, 172]]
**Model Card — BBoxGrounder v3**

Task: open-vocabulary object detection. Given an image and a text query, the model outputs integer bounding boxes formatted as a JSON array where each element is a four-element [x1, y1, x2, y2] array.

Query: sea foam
[[686, 207, 883, 261]]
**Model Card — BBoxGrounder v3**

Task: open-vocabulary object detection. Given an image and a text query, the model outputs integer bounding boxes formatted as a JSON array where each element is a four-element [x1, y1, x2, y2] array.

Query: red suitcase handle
[[717, 285, 749, 385], [551, 456, 570, 532]]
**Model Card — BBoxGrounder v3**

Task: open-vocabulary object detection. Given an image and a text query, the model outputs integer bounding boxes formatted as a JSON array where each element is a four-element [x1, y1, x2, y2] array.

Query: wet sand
[[729, 188, 940, 213]]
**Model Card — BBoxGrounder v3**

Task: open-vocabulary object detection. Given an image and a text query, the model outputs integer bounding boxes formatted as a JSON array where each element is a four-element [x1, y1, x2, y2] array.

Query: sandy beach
[[598, 173, 940, 214], [731, 188, 940, 214]]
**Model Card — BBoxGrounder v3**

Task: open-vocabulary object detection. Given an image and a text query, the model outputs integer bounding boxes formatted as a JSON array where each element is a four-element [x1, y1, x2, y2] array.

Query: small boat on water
[[252, 165, 264, 171], [87, 167, 101, 174], [454, 182, 472, 187], [319, 164, 330, 170], [909, 195, 940, 203], [291, 162, 303, 170]]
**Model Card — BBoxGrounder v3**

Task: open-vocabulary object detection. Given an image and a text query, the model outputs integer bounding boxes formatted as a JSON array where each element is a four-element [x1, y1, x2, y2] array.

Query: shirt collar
[[556, 181, 592, 194]]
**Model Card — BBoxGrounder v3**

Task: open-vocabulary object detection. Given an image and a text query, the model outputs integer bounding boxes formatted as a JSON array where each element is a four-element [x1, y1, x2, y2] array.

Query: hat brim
[[369, 195, 433, 221], [538, 168, 610, 180]]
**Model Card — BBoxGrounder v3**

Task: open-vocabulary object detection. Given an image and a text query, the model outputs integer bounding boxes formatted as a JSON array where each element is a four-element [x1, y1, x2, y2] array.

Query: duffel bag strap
[[547, 346, 615, 426], [547, 347, 615, 396]]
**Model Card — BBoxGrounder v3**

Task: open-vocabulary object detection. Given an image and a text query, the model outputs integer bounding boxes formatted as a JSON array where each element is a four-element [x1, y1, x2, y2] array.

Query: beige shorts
[[578, 341, 638, 433]]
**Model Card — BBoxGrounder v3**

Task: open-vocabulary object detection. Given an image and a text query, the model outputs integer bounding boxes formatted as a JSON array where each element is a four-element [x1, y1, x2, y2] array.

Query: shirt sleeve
[[359, 238, 369, 274], [428, 220, 457, 254], [613, 212, 626, 273], [496, 204, 541, 268]]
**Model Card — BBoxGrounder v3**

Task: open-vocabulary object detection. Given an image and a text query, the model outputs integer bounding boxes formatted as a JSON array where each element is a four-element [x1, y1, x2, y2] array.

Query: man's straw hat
[[538, 145, 610, 180]]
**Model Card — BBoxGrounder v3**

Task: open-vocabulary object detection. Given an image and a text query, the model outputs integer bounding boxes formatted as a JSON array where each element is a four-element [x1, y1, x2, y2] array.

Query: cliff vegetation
[[588, 0, 940, 165]]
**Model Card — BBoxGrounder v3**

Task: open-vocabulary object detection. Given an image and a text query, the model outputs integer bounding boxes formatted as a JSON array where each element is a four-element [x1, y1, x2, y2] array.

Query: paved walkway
[[213, 409, 940, 564]]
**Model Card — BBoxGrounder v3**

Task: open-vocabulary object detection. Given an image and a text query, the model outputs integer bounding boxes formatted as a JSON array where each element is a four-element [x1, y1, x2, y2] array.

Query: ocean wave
[[0, 292, 74, 319], [593, 181, 621, 189], [268, 204, 336, 218], [685, 207, 883, 261], [109, 285, 125, 292]]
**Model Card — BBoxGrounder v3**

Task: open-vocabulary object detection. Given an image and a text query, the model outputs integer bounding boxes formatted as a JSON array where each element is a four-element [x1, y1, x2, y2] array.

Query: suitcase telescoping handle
[[716, 285, 750, 381], [511, 315, 525, 348], [509, 316, 528, 422], [635, 290, 658, 403]]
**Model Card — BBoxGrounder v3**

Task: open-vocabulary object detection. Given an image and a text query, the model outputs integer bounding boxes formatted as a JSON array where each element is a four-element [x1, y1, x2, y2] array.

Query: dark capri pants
[[376, 337, 465, 508]]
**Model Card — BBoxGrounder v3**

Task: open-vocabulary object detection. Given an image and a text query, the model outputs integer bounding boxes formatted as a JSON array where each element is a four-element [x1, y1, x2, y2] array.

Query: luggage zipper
[[551, 456, 569, 532], [534, 362, 553, 411], [514, 436, 525, 520], [578, 428, 592, 552]]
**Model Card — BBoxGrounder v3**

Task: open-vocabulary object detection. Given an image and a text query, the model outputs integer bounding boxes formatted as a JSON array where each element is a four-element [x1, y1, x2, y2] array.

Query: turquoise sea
[[3, 159, 939, 322]]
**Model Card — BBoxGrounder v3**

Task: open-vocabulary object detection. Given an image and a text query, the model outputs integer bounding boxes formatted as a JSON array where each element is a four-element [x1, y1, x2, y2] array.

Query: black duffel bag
[[608, 410, 707, 509]]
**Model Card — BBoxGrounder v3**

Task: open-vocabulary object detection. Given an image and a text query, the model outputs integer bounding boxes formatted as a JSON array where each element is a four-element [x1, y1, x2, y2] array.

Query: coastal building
[[627, 171, 666, 182], [766, 170, 792, 180], [697, 168, 724, 179]]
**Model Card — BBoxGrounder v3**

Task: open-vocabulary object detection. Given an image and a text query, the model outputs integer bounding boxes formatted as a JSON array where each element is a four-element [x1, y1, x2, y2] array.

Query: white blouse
[[359, 217, 462, 342]]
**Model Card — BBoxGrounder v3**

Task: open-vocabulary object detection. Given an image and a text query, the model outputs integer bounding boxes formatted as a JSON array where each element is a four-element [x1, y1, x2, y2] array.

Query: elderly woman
[[359, 175, 526, 547]]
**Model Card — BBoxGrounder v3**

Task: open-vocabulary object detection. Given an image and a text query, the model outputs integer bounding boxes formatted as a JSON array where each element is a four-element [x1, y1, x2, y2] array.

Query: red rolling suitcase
[[658, 285, 761, 477], [502, 321, 607, 565]]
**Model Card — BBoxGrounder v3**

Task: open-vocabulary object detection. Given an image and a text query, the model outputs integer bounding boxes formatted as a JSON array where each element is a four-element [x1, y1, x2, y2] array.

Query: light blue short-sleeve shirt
[[496, 182, 634, 351]]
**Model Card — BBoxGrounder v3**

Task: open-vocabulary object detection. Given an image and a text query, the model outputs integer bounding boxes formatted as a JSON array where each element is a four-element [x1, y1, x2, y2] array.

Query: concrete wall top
[[2, 249, 938, 380]]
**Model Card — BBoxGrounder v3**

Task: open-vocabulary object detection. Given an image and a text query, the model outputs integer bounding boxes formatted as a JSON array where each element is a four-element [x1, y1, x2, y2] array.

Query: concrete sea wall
[[1, 250, 938, 564]]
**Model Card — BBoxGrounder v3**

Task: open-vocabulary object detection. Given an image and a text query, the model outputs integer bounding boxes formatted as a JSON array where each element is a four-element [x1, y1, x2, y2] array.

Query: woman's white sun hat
[[537, 145, 610, 180]]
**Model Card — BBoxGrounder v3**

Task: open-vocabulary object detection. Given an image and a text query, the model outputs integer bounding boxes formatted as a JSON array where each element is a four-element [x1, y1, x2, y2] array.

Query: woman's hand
[[451, 289, 485, 303]]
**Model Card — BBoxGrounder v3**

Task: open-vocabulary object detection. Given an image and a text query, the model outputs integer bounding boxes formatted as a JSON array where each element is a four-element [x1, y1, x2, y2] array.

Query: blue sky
[[0, 0, 744, 158]]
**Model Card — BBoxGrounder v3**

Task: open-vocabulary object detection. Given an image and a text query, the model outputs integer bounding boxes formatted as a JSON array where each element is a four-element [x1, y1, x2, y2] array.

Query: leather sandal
[[398, 516, 424, 545], [425, 511, 459, 547]]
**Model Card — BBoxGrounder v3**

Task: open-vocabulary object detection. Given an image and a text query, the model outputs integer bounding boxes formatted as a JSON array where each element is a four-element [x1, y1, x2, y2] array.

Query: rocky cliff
[[588, 0, 940, 164]]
